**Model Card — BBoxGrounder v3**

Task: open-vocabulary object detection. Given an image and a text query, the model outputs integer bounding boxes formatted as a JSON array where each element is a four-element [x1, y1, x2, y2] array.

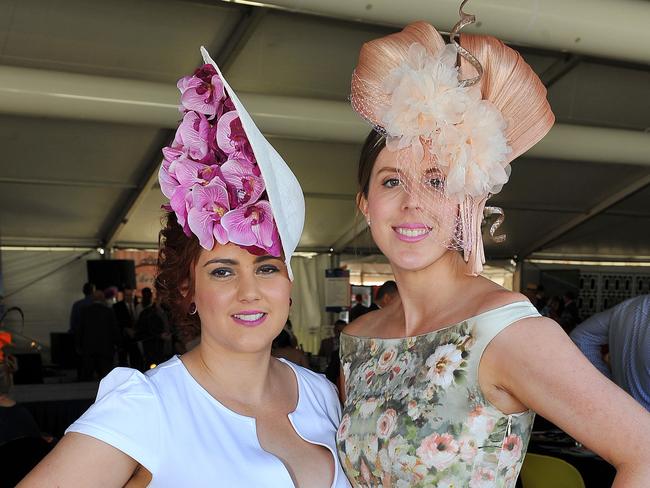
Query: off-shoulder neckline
[[341, 300, 536, 341]]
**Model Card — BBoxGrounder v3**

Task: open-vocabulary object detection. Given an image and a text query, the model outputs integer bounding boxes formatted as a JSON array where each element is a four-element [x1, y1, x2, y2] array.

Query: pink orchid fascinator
[[350, 1, 554, 275], [159, 48, 305, 279]]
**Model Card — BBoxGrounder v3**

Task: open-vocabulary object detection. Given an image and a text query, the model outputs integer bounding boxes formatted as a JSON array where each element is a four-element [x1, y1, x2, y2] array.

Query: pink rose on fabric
[[221, 159, 265, 206], [187, 180, 230, 250], [216, 110, 255, 161], [173, 111, 211, 161], [337, 414, 351, 442], [458, 436, 478, 462], [416, 433, 459, 471], [221, 200, 281, 256], [499, 434, 524, 468], [177, 64, 226, 118], [469, 467, 496, 488], [376, 408, 398, 439], [376, 347, 398, 374]]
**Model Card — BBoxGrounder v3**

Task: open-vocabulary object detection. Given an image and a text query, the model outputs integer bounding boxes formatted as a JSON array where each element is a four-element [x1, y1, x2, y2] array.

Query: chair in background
[[520, 453, 585, 488]]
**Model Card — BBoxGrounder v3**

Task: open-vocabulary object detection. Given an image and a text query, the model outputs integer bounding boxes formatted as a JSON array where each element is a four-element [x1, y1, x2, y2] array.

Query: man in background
[[374, 280, 399, 309], [76, 290, 120, 381], [68, 283, 95, 335], [349, 293, 369, 322], [570, 294, 650, 411], [113, 287, 138, 366]]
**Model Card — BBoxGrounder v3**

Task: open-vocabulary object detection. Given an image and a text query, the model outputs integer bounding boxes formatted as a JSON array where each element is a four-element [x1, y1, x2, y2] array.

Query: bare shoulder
[[343, 298, 404, 338], [342, 308, 383, 337], [470, 277, 530, 316]]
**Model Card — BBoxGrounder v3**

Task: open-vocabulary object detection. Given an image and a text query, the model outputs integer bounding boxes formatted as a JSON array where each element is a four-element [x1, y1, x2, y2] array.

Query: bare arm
[[490, 317, 650, 487], [18, 432, 138, 488]]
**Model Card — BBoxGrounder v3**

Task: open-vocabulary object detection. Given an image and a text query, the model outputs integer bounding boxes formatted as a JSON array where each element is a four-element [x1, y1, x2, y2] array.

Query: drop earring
[[188, 302, 197, 315]]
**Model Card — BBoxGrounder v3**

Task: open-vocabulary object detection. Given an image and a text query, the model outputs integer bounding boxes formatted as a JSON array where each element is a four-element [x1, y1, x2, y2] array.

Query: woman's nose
[[237, 273, 261, 302]]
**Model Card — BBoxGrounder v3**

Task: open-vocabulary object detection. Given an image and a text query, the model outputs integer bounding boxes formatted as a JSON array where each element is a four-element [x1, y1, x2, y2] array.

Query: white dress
[[66, 355, 351, 487]]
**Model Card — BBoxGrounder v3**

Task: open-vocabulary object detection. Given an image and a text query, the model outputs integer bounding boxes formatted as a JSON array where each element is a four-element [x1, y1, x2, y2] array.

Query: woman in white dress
[[20, 49, 351, 488]]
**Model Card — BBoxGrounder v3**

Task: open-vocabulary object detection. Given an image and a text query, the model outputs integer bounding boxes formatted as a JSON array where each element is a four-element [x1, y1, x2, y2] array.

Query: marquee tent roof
[[1, 0, 649, 263]]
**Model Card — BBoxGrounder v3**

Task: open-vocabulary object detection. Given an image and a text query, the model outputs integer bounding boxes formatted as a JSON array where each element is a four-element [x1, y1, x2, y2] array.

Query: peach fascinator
[[351, 2, 554, 275]]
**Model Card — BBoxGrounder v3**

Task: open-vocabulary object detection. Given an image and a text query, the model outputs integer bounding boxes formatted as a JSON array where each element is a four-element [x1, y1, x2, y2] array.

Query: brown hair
[[358, 129, 386, 198], [155, 212, 203, 339]]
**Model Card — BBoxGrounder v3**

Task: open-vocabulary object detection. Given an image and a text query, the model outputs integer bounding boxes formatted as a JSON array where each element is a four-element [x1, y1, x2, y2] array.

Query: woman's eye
[[210, 267, 233, 278], [382, 178, 401, 188], [427, 177, 444, 189], [257, 264, 279, 275]]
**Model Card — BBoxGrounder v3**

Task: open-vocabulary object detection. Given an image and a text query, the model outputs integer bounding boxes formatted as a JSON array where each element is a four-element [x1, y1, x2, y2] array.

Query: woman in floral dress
[[336, 9, 650, 488]]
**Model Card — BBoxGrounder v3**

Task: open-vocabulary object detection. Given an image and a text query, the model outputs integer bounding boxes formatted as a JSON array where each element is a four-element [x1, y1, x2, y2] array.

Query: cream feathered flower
[[378, 41, 511, 201], [434, 99, 511, 201]]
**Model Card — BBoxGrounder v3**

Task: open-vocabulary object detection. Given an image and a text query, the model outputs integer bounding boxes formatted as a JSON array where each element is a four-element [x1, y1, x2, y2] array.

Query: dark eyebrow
[[203, 258, 237, 267], [254, 255, 283, 264], [376, 166, 399, 175]]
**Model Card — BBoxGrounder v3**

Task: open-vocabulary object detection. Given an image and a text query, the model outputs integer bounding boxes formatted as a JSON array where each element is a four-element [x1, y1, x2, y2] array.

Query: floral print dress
[[337, 301, 540, 488]]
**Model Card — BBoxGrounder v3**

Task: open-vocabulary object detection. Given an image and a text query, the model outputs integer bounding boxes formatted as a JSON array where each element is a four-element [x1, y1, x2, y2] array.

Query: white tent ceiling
[[0, 0, 649, 262]]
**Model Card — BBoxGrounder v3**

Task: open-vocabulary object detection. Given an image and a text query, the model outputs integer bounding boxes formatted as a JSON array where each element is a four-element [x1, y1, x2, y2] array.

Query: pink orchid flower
[[216, 111, 255, 161], [221, 200, 281, 256], [187, 180, 230, 250], [170, 186, 193, 236], [158, 158, 180, 199], [221, 159, 265, 206], [177, 65, 226, 118], [173, 111, 211, 161], [172, 159, 223, 188]]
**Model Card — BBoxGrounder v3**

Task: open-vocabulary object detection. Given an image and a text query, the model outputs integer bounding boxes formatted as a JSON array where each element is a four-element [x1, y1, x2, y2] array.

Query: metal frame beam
[[540, 54, 582, 88], [520, 171, 650, 258], [331, 215, 368, 253], [101, 129, 174, 250]]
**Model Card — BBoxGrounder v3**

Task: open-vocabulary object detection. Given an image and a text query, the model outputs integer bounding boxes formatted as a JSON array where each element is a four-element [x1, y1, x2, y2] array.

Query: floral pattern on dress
[[337, 320, 534, 488]]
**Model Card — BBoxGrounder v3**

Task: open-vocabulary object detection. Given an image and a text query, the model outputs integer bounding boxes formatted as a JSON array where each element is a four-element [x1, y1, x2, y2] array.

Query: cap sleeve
[[65, 367, 161, 472]]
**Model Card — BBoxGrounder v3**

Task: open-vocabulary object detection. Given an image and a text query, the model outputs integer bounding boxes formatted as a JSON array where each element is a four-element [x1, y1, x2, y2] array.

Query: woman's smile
[[392, 223, 432, 242], [231, 310, 268, 327]]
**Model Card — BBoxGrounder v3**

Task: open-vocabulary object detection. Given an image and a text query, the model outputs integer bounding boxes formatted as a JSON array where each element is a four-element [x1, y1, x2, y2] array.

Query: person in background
[[76, 290, 120, 381], [541, 295, 563, 323], [319, 320, 347, 360], [560, 291, 581, 333], [271, 330, 309, 368], [0, 355, 53, 487], [113, 288, 138, 367], [0, 354, 42, 446], [570, 294, 650, 411], [68, 283, 95, 335], [534, 284, 547, 312], [321, 320, 347, 385], [348, 293, 369, 322], [135, 288, 171, 369], [374, 280, 399, 309], [283, 318, 299, 348]]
